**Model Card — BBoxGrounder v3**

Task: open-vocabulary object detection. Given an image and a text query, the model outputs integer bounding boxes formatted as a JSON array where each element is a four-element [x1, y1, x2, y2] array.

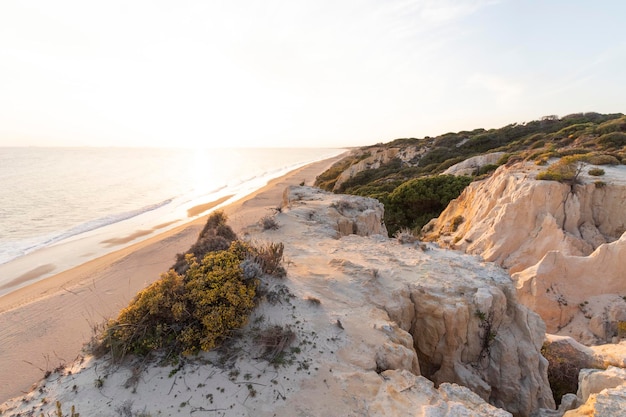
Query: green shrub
[[436, 156, 466, 171], [385, 175, 472, 236], [588, 168, 605, 176], [529, 140, 545, 149], [315, 153, 371, 191], [172, 235, 231, 274], [199, 210, 236, 240], [336, 158, 402, 193], [476, 164, 499, 176], [496, 153, 512, 165], [557, 148, 590, 157], [586, 153, 620, 165], [598, 132, 626, 149], [596, 117, 626, 135]]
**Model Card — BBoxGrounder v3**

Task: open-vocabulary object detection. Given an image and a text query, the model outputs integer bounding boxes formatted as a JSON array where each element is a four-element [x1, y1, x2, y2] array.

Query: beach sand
[[0, 153, 346, 403]]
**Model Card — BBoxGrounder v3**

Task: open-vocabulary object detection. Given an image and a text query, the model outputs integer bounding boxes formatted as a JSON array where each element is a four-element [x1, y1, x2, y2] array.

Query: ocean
[[0, 147, 345, 296]]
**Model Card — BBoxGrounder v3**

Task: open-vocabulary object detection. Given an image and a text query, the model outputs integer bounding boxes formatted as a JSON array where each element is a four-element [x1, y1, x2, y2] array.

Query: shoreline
[[0, 153, 346, 403]]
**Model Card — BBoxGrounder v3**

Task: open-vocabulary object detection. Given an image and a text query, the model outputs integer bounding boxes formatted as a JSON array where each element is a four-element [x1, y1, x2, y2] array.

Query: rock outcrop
[[422, 162, 626, 273], [332, 145, 429, 191], [279, 186, 555, 415], [283, 186, 388, 237], [422, 162, 626, 340], [513, 236, 626, 335], [559, 367, 626, 416], [443, 152, 506, 176], [368, 370, 511, 417]]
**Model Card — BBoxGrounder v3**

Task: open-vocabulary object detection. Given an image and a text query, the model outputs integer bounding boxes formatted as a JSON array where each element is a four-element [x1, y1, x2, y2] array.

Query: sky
[[1, 0, 625, 149]]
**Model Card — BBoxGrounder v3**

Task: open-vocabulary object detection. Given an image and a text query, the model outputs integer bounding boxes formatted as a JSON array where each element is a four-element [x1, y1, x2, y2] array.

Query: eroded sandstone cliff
[[422, 162, 626, 339]]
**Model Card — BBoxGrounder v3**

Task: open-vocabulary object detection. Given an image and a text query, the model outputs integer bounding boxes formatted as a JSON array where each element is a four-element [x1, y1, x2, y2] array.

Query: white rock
[[443, 152, 506, 176], [422, 162, 626, 341], [577, 366, 626, 403]]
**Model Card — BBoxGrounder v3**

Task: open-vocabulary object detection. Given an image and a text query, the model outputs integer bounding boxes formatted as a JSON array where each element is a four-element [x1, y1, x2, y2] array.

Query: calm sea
[[0, 147, 344, 293]]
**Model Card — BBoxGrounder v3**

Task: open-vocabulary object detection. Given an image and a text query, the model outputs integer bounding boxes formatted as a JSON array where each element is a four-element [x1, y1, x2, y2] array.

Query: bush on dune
[[101, 246, 258, 357], [172, 210, 237, 275], [97, 211, 284, 359], [536, 155, 586, 183]]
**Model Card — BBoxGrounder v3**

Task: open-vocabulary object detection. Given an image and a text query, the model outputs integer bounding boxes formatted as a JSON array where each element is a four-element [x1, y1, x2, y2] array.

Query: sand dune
[[0, 153, 346, 403]]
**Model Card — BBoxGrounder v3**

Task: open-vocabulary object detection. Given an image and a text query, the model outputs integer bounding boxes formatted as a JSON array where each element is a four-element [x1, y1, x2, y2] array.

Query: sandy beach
[[0, 153, 346, 403]]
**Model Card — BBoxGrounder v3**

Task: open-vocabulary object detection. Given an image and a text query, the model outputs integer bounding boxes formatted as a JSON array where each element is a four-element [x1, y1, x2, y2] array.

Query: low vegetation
[[588, 167, 605, 176], [315, 112, 626, 235], [536, 155, 586, 183], [95, 211, 285, 359], [541, 341, 595, 406], [383, 175, 472, 236]]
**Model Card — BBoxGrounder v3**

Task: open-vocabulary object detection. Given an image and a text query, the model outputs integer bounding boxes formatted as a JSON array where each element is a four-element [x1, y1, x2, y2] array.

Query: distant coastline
[[0, 147, 346, 298]]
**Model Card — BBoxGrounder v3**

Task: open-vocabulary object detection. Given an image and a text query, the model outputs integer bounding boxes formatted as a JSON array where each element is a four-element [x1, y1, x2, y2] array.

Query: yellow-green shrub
[[586, 153, 620, 165], [536, 155, 585, 183], [172, 210, 237, 274], [588, 168, 605, 176], [101, 243, 261, 357]]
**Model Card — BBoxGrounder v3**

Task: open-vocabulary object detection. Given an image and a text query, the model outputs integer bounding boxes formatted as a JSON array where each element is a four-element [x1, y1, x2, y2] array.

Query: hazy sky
[[1, 1, 625, 148]]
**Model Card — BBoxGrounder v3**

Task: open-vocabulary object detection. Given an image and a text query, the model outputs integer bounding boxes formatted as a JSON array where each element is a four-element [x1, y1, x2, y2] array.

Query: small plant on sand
[[588, 167, 605, 176], [394, 227, 417, 244], [255, 324, 296, 366], [248, 241, 286, 277], [305, 296, 321, 305], [52, 401, 79, 417], [261, 215, 280, 230]]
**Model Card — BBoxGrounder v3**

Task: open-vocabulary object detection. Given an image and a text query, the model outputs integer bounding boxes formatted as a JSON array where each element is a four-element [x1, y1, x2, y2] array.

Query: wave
[[0, 147, 347, 268], [0, 198, 175, 265]]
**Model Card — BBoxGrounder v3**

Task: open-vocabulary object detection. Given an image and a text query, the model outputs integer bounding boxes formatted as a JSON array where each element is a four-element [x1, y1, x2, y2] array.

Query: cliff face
[[278, 186, 554, 415], [422, 162, 626, 338], [513, 234, 626, 337]]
